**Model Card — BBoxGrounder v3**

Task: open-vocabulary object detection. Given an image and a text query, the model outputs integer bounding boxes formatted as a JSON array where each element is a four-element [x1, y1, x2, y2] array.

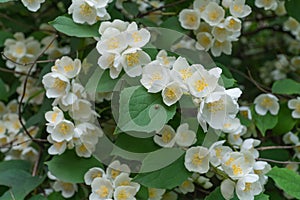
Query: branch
[[17, 35, 57, 145], [257, 145, 297, 151], [257, 158, 300, 165]]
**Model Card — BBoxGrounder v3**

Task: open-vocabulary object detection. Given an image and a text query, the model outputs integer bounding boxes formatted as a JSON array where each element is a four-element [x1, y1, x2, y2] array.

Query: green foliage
[[49, 16, 100, 38], [252, 108, 278, 136], [0, 78, 8, 102], [0, 31, 12, 47], [118, 86, 176, 133], [123, 2, 139, 17], [285, 0, 300, 22], [0, 160, 45, 200], [272, 103, 297, 135], [272, 79, 300, 95], [268, 167, 300, 199], [134, 154, 191, 189], [46, 150, 103, 183]]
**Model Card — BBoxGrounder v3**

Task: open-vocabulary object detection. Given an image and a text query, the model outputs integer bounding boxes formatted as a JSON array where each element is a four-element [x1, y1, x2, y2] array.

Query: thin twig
[[0, 67, 34, 77], [247, 68, 270, 93], [32, 148, 43, 176], [257, 158, 300, 165], [17, 35, 57, 144], [257, 145, 297, 151], [1, 52, 55, 66]]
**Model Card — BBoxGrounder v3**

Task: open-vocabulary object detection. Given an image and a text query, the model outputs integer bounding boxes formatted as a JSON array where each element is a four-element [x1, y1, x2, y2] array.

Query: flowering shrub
[[0, 0, 300, 200]]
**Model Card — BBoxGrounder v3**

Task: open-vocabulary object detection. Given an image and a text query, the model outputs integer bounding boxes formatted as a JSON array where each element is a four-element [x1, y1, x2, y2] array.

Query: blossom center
[[126, 52, 140, 67], [96, 185, 109, 198], [195, 79, 208, 92]]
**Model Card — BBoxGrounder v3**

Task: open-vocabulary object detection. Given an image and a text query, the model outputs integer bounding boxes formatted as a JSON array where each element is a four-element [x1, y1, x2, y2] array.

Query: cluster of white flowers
[[21, 0, 45, 12], [184, 139, 270, 200], [141, 53, 243, 133], [42, 56, 103, 157], [97, 19, 151, 79], [3, 32, 41, 75], [0, 100, 39, 162], [178, 0, 252, 57], [16, 76, 44, 105], [84, 160, 141, 200], [68, 0, 113, 25]]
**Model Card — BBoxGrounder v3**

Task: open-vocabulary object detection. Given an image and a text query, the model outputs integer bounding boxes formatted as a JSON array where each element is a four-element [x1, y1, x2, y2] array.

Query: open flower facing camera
[[0, 0, 300, 200]]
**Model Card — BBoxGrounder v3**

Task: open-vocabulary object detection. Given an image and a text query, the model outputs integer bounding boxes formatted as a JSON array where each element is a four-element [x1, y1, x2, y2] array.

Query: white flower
[[222, 152, 255, 180], [84, 167, 106, 185], [106, 160, 131, 180], [21, 0, 45, 12], [178, 179, 195, 194], [53, 181, 78, 198], [284, 17, 300, 35], [162, 191, 178, 200], [48, 136, 67, 155], [97, 29, 128, 54], [255, 0, 278, 10], [239, 106, 252, 120], [228, 125, 247, 146], [148, 188, 166, 200], [179, 9, 201, 30], [212, 24, 233, 42], [196, 32, 213, 51], [75, 142, 95, 157], [222, 0, 233, 8], [45, 106, 64, 126], [156, 50, 176, 68], [288, 97, 300, 118], [121, 48, 151, 77], [240, 139, 261, 159], [175, 123, 196, 147], [90, 177, 114, 200], [114, 186, 137, 200], [0, 121, 6, 136], [198, 89, 240, 130], [42, 72, 70, 98], [187, 65, 222, 98], [140, 61, 171, 93], [229, 0, 252, 18], [209, 140, 232, 167], [236, 174, 263, 200], [202, 2, 225, 26], [253, 161, 271, 185], [171, 57, 195, 87], [21, 146, 38, 162], [77, 122, 103, 145], [68, 0, 105, 25], [184, 146, 210, 174], [52, 120, 75, 142], [69, 99, 95, 122], [162, 82, 183, 106], [224, 16, 242, 32], [211, 40, 232, 57], [126, 24, 151, 48], [254, 93, 279, 115], [283, 132, 299, 145], [153, 125, 176, 148], [99, 20, 129, 35], [113, 173, 140, 192], [98, 53, 122, 79], [54, 56, 81, 79], [221, 179, 235, 200], [275, 1, 286, 16]]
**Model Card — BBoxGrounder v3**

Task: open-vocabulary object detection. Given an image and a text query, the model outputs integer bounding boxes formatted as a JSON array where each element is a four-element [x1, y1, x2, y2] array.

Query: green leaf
[[285, 0, 300, 22], [0, 31, 12, 47], [254, 193, 270, 200], [221, 74, 236, 89], [115, 134, 160, 153], [204, 187, 225, 200], [252, 108, 278, 136], [118, 86, 176, 133], [46, 150, 103, 183], [0, 160, 31, 172], [0, 170, 45, 200], [272, 103, 297, 135], [133, 154, 191, 189], [272, 79, 300, 95], [123, 2, 139, 17], [160, 16, 186, 33], [0, 78, 8, 102], [268, 167, 300, 199], [135, 185, 148, 200], [49, 16, 99, 38], [96, 69, 123, 93]]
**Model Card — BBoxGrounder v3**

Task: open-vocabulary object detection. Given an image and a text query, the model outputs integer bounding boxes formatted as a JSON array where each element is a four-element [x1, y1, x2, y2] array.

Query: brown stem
[[257, 158, 300, 164], [257, 145, 297, 151]]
